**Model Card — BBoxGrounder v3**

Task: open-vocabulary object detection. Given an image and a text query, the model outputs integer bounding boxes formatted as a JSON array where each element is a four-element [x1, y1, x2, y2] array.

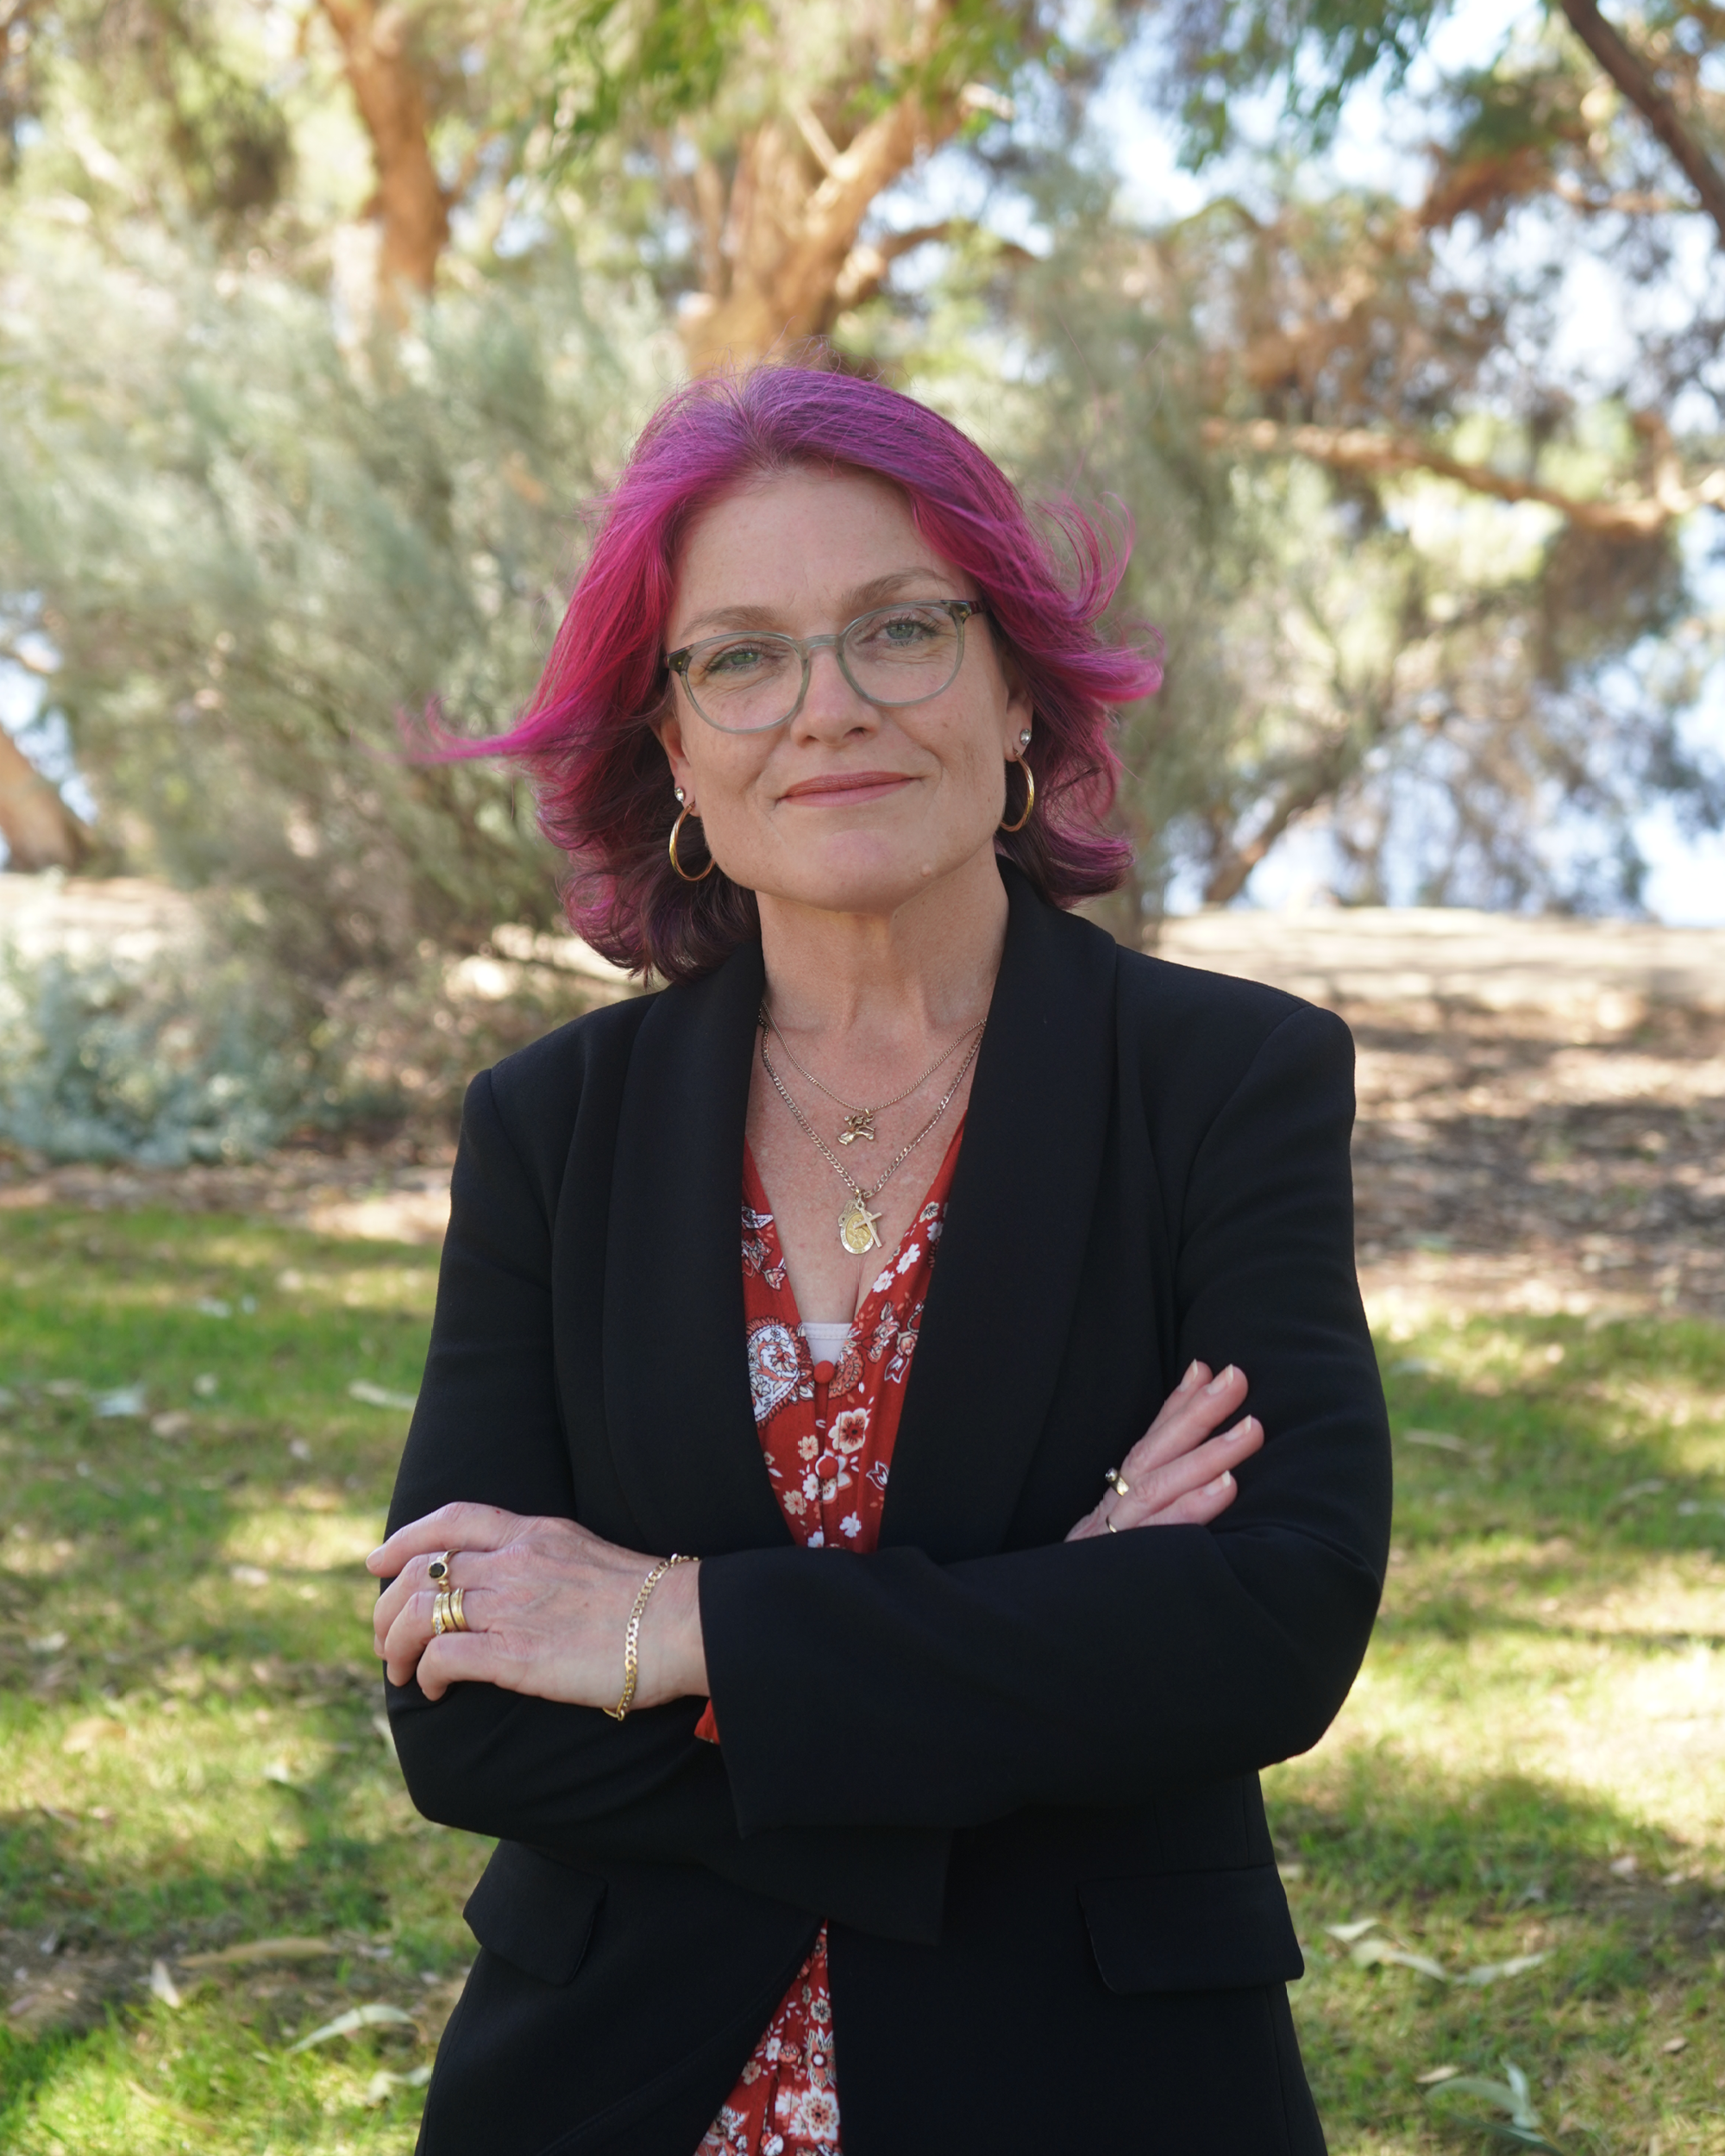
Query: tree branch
[[1559, 0, 1725, 248], [833, 220, 956, 307], [1202, 417, 1725, 537], [317, 0, 450, 311]]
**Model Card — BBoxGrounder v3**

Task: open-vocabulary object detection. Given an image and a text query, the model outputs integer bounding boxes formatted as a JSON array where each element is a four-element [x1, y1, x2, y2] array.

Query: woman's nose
[[794, 643, 878, 736]]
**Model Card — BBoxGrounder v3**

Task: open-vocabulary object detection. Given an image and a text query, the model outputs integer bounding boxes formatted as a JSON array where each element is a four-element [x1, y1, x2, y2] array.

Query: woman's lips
[[778, 770, 914, 805]]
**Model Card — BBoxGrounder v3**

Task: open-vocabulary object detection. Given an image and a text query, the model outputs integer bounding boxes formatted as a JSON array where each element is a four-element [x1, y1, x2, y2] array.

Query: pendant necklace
[[758, 1008, 982, 1147], [759, 1023, 983, 1254]]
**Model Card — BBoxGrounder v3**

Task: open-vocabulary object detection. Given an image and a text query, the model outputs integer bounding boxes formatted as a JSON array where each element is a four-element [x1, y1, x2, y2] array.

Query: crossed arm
[[368, 1358, 1264, 1714]]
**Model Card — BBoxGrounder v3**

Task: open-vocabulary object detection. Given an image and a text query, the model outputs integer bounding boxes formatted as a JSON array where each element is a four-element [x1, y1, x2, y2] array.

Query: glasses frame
[[665, 598, 988, 735]]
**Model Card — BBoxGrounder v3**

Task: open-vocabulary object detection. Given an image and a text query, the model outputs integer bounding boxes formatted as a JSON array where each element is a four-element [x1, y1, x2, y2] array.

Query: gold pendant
[[837, 1196, 882, 1254], [837, 1108, 876, 1146]]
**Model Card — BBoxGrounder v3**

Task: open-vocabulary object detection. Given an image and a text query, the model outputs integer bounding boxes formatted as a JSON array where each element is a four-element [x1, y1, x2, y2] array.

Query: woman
[[369, 361, 1392, 2156]]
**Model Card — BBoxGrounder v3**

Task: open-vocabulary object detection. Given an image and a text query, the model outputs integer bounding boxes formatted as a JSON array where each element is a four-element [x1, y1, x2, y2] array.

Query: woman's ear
[[654, 711, 692, 797]]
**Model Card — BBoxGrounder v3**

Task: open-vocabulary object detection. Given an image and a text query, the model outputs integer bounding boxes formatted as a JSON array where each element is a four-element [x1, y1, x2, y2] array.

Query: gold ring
[[431, 1590, 449, 1636], [1104, 1467, 1131, 1498], [428, 1550, 454, 1583], [432, 1587, 468, 1636], [448, 1586, 468, 1633], [1106, 1515, 1118, 1534]]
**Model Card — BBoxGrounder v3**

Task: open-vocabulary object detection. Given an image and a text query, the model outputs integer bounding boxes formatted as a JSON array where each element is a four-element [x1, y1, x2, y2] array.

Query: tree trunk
[[680, 6, 970, 373], [317, 0, 449, 313], [0, 730, 88, 871]]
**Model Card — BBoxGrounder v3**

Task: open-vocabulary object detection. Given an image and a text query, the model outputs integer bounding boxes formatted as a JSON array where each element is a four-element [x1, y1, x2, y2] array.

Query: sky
[[1092, 0, 1725, 924], [2, 0, 1722, 921]]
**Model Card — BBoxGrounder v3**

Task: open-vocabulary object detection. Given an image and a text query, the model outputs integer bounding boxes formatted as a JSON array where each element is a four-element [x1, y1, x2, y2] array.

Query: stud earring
[[1018, 729, 1032, 750], [674, 787, 686, 805]]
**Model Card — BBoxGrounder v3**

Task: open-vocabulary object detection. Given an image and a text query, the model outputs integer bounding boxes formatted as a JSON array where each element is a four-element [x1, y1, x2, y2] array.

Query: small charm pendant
[[837, 1196, 883, 1254], [837, 1108, 876, 1146]]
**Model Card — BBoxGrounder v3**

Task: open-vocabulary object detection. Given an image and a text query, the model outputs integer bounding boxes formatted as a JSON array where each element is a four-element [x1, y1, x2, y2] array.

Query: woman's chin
[[756, 845, 984, 922]]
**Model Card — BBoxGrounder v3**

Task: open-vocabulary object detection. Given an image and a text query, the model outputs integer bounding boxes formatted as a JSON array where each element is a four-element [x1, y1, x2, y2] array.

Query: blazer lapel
[[602, 940, 794, 1556], [879, 870, 1120, 1561]]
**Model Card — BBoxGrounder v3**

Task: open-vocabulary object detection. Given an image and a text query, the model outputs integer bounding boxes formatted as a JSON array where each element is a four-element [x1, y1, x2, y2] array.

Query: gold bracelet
[[604, 1554, 695, 1722]]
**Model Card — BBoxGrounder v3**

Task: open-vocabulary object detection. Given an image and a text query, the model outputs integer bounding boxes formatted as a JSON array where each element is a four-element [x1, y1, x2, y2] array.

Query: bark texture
[[0, 730, 87, 872], [679, 5, 972, 373], [317, 0, 450, 309]]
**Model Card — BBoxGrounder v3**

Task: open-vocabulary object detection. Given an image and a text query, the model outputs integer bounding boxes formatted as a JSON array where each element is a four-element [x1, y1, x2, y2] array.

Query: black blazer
[[386, 867, 1392, 2156]]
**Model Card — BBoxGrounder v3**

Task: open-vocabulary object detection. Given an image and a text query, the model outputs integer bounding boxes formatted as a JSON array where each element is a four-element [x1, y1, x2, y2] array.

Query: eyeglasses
[[666, 599, 987, 735]]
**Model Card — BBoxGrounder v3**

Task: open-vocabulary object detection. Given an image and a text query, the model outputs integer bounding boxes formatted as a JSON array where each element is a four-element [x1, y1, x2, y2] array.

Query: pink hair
[[463, 360, 1163, 981]]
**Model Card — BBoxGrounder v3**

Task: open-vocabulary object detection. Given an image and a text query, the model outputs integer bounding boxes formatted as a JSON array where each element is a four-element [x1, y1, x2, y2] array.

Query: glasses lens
[[684, 633, 804, 732], [842, 605, 963, 705]]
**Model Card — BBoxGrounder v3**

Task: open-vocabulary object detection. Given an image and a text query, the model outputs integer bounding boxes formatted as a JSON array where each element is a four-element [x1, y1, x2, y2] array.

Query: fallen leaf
[[27, 1632, 68, 1655], [1609, 1854, 1639, 1878], [93, 1385, 147, 1418], [262, 1758, 295, 1786], [1325, 1918, 1383, 1944], [147, 1959, 182, 2009], [179, 1938, 338, 1970], [1417, 2065, 1464, 2085], [150, 1411, 192, 1438], [1663, 2036, 1687, 2054], [1427, 2063, 1541, 2132], [1352, 1937, 1451, 1981], [348, 1381, 418, 1412], [1402, 1428, 1468, 1452], [364, 2064, 434, 2104], [286, 2002, 418, 2052], [229, 1564, 270, 1588], [1460, 1952, 1548, 1986]]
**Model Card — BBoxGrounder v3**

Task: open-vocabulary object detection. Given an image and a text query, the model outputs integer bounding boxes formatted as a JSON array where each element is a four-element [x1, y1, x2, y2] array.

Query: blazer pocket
[[1079, 1863, 1304, 1995], [463, 1841, 607, 1987]]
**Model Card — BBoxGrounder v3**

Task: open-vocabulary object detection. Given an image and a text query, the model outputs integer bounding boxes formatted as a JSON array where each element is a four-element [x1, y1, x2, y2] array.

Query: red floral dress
[[693, 1124, 965, 2156]]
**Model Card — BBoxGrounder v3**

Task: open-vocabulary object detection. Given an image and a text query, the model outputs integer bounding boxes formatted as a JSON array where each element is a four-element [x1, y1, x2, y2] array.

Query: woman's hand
[[1066, 1362, 1264, 1541], [367, 1503, 707, 1709]]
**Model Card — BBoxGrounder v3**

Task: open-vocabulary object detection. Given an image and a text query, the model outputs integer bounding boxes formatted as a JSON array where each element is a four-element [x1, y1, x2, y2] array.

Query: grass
[[2, 1207, 1722, 2152]]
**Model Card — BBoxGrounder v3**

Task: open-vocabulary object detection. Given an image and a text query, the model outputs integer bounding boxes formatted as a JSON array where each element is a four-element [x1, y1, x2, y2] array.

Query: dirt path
[[4, 903, 1722, 1324]]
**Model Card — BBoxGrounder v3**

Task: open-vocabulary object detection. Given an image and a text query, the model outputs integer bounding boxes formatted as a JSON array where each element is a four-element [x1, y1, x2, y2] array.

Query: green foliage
[[0, 938, 334, 1166], [539, 0, 773, 156], [0, 214, 670, 981], [1157, 0, 1454, 165]]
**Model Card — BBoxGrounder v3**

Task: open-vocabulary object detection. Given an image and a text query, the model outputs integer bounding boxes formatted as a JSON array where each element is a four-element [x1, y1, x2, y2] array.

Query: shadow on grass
[[1270, 1749, 1723, 2153], [1378, 1311, 1725, 1580]]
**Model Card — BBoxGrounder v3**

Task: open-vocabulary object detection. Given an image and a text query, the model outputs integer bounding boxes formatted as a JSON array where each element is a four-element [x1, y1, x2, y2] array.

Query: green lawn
[[2, 1206, 1722, 2153]]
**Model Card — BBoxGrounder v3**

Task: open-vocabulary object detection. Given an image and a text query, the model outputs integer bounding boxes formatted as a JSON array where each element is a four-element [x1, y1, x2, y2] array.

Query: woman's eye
[[869, 611, 940, 646], [703, 642, 775, 676]]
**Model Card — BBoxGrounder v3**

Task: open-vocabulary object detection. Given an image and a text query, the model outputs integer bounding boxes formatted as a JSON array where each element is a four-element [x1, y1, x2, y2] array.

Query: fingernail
[[367, 1546, 386, 1563], [1182, 1360, 1203, 1388], [1206, 1365, 1236, 1394], [1209, 1470, 1233, 1492]]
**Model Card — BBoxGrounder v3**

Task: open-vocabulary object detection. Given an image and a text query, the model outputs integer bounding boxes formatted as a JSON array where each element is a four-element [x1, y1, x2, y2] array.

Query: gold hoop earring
[[668, 804, 716, 882], [999, 759, 1035, 835]]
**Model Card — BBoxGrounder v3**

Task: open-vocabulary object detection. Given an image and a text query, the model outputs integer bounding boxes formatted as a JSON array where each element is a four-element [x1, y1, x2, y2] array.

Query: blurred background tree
[[0, 0, 1721, 1018]]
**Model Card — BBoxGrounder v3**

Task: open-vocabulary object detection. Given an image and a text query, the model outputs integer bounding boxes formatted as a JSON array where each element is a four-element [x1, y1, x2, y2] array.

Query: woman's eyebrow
[[674, 569, 952, 642]]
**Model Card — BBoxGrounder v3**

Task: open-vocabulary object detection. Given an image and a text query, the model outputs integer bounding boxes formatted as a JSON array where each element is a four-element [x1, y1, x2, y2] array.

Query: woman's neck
[[756, 850, 1008, 1041]]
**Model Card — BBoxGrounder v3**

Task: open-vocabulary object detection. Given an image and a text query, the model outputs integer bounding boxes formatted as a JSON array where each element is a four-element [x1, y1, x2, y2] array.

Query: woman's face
[[656, 467, 1031, 920]]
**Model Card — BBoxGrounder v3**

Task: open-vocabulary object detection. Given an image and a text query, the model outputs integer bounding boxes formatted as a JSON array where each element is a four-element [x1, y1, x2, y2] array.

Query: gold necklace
[[759, 1025, 982, 1253], [758, 1008, 983, 1147]]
